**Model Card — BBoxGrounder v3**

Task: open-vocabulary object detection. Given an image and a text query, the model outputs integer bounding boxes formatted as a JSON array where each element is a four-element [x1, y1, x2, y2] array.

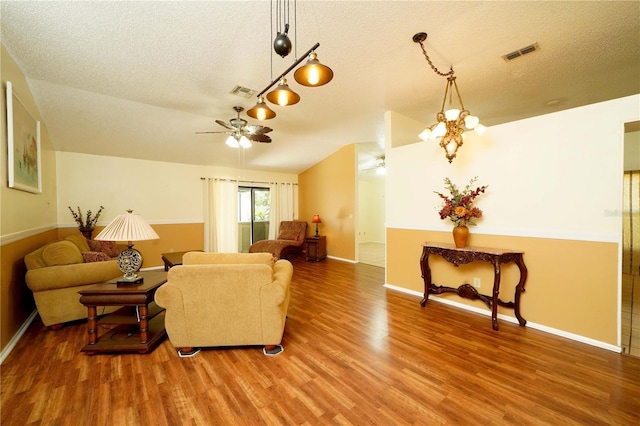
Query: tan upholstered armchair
[[248, 220, 308, 260], [154, 252, 293, 357]]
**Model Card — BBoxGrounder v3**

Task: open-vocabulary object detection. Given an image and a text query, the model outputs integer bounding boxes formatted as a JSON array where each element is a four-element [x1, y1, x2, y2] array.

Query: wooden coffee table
[[78, 270, 167, 354]]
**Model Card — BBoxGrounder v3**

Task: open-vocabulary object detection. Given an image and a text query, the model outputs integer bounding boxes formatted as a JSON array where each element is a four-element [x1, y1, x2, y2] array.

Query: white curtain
[[203, 178, 239, 252], [268, 183, 298, 239]]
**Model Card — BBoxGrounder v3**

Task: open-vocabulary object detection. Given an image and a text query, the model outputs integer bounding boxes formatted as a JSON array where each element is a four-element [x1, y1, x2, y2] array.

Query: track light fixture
[[247, 96, 277, 120], [247, 0, 333, 120], [266, 78, 300, 106], [413, 32, 484, 163]]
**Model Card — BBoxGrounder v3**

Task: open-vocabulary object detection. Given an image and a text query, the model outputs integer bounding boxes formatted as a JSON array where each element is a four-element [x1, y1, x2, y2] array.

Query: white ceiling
[[2, 1, 639, 174]]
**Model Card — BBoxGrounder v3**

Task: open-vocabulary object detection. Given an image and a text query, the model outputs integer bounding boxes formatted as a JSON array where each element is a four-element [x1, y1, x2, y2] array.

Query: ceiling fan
[[196, 106, 273, 148], [361, 155, 386, 175]]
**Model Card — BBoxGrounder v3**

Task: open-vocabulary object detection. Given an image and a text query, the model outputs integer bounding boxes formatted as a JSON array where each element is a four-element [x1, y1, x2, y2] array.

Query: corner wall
[[299, 144, 357, 261]]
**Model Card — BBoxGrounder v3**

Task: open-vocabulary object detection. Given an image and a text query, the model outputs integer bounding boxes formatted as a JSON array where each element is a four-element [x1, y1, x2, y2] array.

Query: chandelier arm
[[256, 42, 320, 98], [452, 77, 466, 111], [440, 78, 451, 113]]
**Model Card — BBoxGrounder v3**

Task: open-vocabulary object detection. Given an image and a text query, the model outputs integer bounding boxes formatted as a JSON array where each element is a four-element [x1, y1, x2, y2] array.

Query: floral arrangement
[[68, 205, 104, 229], [434, 177, 488, 227]]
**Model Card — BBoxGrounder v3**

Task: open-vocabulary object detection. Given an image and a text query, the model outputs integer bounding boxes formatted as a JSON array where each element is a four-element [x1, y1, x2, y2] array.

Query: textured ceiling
[[2, 1, 639, 174]]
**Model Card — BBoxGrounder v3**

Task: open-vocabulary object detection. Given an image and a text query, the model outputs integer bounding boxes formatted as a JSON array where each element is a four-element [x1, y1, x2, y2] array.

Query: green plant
[[434, 177, 488, 226], [68, 205, 104, 228]]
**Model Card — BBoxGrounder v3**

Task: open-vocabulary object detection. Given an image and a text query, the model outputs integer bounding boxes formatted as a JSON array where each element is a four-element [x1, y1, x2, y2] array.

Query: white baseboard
[[1, 310, 38, 365], [327, 255, 357, 263], [383, 284, 621, 353]]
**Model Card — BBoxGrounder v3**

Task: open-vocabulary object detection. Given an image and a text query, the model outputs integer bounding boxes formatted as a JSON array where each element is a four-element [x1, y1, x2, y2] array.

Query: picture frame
[[6, 81, 42, 193]]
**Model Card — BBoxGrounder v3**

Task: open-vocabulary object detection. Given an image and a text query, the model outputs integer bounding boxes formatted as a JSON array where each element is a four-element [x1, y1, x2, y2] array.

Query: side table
[[78, 270, 168, 354], [305, 236, 327, 261]]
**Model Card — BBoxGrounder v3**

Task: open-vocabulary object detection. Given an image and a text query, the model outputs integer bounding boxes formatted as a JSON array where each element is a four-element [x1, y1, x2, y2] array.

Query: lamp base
[[117, 276, 143, 285]]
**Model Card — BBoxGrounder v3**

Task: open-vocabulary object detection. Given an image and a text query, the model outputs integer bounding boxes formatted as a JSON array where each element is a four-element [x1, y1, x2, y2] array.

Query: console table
[[419, 242, 528, 330]]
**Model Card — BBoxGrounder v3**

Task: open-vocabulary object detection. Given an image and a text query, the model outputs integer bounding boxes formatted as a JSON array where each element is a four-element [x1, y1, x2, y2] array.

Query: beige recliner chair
[[155, 252, 293, 357]]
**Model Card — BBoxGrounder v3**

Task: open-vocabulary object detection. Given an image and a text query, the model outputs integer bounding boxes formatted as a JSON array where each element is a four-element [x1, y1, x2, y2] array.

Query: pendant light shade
[[293, 52, 334, 87], [247, 96, 276, 120], [266, 78, 300, 106]]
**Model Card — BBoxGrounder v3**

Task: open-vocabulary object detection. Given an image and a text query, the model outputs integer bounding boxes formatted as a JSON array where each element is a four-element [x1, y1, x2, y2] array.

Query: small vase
[[79, 227, 94, 240], [452, 225, 469, 248]]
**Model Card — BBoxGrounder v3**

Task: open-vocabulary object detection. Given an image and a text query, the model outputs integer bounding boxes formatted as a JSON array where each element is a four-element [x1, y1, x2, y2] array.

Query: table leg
[[86, 305, 98, 345], [491, 260, 501, 331], [139, 304, 149, 344], [420, 249, 431, 307], [514, 255, 528, 326]]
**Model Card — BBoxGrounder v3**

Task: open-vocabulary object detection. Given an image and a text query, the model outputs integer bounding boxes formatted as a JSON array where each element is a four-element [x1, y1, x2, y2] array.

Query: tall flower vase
[[79, 227, 94, 240], [452, 225, 469, 248]]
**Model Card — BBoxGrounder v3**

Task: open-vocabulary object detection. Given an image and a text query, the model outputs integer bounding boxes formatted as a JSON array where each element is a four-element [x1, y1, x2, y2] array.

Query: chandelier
[[413, 32, 485, 163], [247, 0, 333, 121]]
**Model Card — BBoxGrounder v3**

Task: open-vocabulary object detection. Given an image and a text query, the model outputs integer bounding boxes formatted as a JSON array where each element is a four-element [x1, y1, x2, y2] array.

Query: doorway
[[357, 143, 386, 268], [622, 121, 640, 357], [238, 186, 270, 252]]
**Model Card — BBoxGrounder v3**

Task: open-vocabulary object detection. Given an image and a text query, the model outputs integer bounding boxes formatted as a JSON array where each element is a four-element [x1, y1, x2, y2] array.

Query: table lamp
[[94, 210, 159, 284], [311, 214, 322, 238]]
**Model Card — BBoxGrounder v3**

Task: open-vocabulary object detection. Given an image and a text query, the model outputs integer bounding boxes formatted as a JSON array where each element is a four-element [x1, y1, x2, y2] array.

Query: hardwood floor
[[2, 258, 640, 425]]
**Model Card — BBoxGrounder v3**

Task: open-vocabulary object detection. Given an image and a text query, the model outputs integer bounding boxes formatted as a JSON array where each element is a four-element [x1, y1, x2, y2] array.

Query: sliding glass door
[[238, 187, 270, 252]]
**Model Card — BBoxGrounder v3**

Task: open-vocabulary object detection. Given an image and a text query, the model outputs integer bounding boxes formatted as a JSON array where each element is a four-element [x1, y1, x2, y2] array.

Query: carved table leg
[[420, 249, 431, 307], [514, 255, 528, 326], [491, 260, 501, 331]]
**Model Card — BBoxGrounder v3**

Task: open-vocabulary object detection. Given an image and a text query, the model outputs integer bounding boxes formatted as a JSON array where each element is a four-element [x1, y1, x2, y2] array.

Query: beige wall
[[299, 144, 357, 261], [384, 95, 640, 348], [1, 46, 59, 350]]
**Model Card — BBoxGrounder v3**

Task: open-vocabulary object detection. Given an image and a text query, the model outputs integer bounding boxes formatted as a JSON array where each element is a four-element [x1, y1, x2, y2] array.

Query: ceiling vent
[[230, 85, 257, 98], [502, 43, 540, 62]]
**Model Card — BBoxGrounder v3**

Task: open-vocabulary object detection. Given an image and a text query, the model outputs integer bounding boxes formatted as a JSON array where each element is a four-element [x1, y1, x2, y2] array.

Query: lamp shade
[[247, 96, 276, 120], [312, 214, 322, 224], [294, 52, 333, 87], [266, 78, 300, 106], [94, 210, 159, 243]]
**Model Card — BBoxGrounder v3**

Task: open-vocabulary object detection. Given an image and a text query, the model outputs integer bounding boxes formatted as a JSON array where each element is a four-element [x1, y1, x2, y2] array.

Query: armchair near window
[[248, 220, 308, 260], [154, 252, 293, 356]]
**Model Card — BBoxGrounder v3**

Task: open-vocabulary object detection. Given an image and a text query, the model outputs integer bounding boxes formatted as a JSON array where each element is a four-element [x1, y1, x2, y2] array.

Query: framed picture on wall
[[6, 81, 42, 193]]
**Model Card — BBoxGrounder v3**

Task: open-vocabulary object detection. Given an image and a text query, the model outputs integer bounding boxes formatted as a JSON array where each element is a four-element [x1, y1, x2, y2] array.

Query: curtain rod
[[200, 177, 298, 185]]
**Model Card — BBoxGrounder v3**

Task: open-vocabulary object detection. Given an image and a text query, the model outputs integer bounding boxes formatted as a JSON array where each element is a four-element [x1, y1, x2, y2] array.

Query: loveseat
[[24, 233, 122, 328], [155, 252, 293, 356], [248, 220, 308, 260]]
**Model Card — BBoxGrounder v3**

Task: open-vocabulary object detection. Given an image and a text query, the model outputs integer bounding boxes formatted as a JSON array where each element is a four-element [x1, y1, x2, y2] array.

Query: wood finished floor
[[2, 258, 640, 425]]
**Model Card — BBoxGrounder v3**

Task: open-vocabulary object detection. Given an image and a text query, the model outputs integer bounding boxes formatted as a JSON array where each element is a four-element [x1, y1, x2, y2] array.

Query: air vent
[[230, 85, 257, 98], [502, 43, 540, 62]]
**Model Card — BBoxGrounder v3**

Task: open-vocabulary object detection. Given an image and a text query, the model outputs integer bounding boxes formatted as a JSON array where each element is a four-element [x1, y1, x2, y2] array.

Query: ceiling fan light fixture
[[239, 136, 252, 148], [266, 78, 300, 106], [294, 52, 334, 87], [225, 135, 240, 148], [247, 97, 276, 120]]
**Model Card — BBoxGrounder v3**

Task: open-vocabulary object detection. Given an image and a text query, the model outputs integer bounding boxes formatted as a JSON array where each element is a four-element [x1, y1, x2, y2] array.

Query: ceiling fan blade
[[247, 134, 272, 143], [195, 131, 231, 134], [244, 125, 273, 135], [215, 120, 234, 130]]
